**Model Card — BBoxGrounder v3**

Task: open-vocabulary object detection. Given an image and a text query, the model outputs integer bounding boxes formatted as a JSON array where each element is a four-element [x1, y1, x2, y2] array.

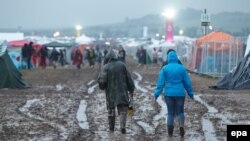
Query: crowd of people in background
[[20, 41, 179, 71], [136, 46, 164, 67], [21, 42, 68, 70], [20, 42, 127, 70]]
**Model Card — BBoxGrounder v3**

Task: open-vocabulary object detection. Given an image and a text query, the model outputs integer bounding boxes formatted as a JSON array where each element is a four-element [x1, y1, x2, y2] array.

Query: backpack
[[89, 50, 94, 58]]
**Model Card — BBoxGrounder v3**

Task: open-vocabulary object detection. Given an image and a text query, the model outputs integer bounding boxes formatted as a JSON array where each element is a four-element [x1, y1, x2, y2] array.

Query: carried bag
[[127, 94, 134, 117], [98, 81, 107, 90], [97, 77, 107, 90]]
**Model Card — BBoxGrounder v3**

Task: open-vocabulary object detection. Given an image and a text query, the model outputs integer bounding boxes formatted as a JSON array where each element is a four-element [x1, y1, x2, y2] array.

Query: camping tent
[[189, 31, 244, 76], [43, 41, 74, 64], [43, 41, 73, 48], [211, 51, 250, 89], [0, 43, 30, 89], [7, 39, 42, 69], [75, 34, 93, 44]]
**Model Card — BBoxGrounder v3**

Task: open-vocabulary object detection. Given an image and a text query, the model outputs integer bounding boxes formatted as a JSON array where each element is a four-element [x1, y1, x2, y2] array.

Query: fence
[[189, 37, 244, 77]]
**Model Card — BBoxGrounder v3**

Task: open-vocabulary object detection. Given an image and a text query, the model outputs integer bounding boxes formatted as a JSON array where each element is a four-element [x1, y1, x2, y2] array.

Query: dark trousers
[[108, 104, 128, 130], [27, 56, 32, 69], [41, 57, 46, 68]]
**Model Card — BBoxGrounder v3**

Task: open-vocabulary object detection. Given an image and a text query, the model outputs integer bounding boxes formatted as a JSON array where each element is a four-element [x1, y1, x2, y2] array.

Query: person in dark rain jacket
[[50, 47, 60, 69], [98, 48, 135, 134]]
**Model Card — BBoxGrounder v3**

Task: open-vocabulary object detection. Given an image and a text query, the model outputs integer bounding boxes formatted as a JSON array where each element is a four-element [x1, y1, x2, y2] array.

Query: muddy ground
[[0, 57, 249, 141]]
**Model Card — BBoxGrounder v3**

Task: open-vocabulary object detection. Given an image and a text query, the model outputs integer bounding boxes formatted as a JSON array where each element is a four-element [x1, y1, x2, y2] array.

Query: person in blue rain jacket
[[154, 51, 194, 138]]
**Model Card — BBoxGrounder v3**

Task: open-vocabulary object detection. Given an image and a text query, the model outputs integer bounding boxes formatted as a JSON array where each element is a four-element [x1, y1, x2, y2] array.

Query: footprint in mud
[[19, 98, 69, 140]]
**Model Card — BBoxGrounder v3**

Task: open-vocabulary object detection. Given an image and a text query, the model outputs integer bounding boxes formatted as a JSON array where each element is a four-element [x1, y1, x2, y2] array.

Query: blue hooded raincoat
[[154, 51, 194, 98]]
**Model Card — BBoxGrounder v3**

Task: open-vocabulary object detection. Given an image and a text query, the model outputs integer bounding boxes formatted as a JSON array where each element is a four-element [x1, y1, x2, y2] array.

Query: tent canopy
[[194, 30, 243, 52], [196, 31, 234, 46], [8, 40, 29, 47], [75, 34, 93, 44], [7, 39, 41, 49], [43, 41, 73, 47]]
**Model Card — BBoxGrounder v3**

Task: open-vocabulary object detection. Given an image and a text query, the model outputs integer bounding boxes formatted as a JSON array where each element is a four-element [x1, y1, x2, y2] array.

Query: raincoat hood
[[167, 51, 178, 63], [105, 49, 119, 63]]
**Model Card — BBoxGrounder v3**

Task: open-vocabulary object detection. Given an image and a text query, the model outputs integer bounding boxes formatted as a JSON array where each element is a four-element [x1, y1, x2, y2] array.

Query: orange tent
[[195, 31, 242, 52], [196, 31, 234, 45], [189, 31, 243, 70]]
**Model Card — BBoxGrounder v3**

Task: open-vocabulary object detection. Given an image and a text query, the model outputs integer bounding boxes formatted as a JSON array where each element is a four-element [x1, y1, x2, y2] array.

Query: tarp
[[0, 51, 30, 89], [43, 41, 73, 47], [210, 51, 250, 89]]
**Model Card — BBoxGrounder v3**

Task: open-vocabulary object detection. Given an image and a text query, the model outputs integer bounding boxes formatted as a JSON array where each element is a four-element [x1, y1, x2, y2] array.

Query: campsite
[[0, 53, 249, 140], [1, 29, 250, 141], [1, 1, 250, 140]]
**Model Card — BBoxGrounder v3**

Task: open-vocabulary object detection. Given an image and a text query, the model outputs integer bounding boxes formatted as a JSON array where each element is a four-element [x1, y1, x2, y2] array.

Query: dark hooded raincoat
[[98, 49, 135, 109]]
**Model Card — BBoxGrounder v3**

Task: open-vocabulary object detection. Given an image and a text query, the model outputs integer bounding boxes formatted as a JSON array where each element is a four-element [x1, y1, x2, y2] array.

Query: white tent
[[245, 34, 250, 57], [0, 33, 24, 41], [75, 34, 94, 44]]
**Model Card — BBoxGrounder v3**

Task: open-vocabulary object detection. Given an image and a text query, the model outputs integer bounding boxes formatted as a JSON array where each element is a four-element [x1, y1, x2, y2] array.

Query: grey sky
[[1, 0, 249, 29]]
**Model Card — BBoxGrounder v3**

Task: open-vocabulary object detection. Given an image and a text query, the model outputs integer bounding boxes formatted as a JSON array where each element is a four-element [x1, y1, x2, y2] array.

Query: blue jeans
[[165, 96, 185, 128]]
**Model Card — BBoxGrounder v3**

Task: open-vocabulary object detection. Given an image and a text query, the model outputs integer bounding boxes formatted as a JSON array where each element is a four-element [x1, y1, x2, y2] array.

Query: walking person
[[73, 48, 83, 69], [95, 47, 102, 68], [40, 45, 48, 69], [154, 51, 194, 138], [49, 47, 60, 69], [86, 47, 96, 68], [26, 42, 34, 69], [140, 46, 147, 68], [161, 49, 182, 68], [118, 45, 126, 63], [152, 48, 158, 64], [21, 43, 28, 69], [32, 47, 41, 68], [103, 48, 108, 57], [136, 47, 141, 67], [98, 48, 135, 134], [59, 49, 65, 67], [158, 47, 163, 64]]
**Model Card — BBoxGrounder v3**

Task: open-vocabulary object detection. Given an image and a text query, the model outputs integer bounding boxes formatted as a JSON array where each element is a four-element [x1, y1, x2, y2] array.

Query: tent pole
[[214, 41, 216, 75], [229, 38, 232, 72]]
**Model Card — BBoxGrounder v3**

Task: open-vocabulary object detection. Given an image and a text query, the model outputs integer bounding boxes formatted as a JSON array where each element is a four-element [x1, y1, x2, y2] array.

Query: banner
[[165, 20, 174, 43]]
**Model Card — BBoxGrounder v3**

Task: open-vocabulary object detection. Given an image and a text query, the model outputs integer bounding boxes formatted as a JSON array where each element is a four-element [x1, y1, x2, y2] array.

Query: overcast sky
[[1, 0, 250, 29]]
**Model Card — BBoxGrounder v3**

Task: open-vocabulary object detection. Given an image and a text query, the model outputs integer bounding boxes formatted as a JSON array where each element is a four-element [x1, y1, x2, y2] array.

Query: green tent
[[146, 52, 152, 64], [0, 51, 30, 89]]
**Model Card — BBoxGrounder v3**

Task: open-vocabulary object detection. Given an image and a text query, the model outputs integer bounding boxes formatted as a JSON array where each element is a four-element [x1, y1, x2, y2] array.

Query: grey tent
[[0, 43, 30, 89], [211, 51, 250, 89], [43, 41, 73, 47]]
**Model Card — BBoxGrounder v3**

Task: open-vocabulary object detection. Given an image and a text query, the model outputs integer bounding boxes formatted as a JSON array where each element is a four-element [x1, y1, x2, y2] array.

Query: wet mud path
[[0, 59, 249, 141]]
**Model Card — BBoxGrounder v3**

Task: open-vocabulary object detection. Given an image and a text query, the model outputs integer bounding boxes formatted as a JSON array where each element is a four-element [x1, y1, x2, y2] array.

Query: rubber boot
[[108, 116, 115, 132], [108, 109, 116, 132], [118, 106, 128, 134], [167, 126, 174, 137], [180, 127, 185, 138]]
